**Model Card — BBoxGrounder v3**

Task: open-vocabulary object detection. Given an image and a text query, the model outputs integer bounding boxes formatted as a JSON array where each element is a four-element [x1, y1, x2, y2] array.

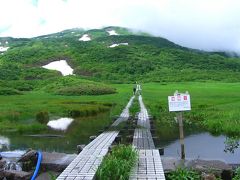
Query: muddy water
[[0, 113, 111, 154]]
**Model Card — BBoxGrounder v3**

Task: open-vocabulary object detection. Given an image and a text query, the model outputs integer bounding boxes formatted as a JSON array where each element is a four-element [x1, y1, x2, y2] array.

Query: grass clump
[[56, 84, 115, 96], [166, 167, 201, 180], [36, 111, 49, 124], [96, 145, 137, 180], [129, 96, 139, 116], [43, 76, 116, 96]]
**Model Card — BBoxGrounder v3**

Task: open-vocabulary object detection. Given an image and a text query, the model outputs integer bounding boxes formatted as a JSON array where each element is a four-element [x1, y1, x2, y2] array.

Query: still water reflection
[[0, 113, 111, 154], [160, 132, 240, 164], [47, 117, 74, 131]]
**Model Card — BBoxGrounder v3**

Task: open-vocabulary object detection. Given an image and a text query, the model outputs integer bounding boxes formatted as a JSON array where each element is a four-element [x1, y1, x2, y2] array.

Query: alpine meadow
[[1, 27, 240, 135], [1, 26, 240, 179]]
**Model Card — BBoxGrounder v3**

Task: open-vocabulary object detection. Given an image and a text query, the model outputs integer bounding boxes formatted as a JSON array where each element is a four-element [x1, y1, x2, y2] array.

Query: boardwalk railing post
[[177, 111, 185, 160]]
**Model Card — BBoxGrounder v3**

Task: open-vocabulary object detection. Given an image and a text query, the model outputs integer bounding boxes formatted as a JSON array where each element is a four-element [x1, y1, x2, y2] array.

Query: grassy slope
[[1, 27, 240, 83]]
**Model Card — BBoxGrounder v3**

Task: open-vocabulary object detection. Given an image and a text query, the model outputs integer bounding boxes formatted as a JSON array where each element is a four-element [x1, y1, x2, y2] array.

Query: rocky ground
[[0, 150, 238, 180]]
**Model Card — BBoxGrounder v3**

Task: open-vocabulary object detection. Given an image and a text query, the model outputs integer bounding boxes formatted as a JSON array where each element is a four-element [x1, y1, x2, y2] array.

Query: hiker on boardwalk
[[133, 82, 137, 95], [136, 83, 142, 95]]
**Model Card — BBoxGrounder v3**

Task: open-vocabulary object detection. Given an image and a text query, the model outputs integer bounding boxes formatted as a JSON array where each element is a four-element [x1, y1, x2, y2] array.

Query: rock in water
[[41, 152, 76, 172], [2, 170, 32, 180], [18, 150, 37, 163], [0, 159, 6, 169]]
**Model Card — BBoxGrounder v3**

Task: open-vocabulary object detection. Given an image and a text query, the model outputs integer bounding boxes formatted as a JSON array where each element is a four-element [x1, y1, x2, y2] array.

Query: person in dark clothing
[[133, 82, 137, 95]]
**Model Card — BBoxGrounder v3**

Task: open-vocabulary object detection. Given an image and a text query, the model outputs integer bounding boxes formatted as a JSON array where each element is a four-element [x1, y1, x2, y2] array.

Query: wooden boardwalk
[[111, 96, 135, 126], [129, 150, 165, 180], [57, 96, 134, 180], [57, 131, 118, 180], [130, 95, 165, 180], [132, 128, 155, 149]]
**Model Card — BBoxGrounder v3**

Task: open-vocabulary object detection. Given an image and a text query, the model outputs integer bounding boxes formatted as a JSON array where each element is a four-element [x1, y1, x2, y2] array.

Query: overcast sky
[[0, 0, 240, 52]]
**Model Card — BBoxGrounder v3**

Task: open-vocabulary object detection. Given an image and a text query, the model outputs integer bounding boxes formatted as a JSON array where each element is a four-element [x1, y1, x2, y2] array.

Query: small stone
[[77, 144, 86, 154], [202, 173, 216, 180], [89, 136, 97, 142]]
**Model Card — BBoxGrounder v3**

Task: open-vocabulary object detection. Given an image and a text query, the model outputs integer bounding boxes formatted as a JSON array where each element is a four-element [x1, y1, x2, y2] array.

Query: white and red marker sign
[[168, 94, 191, 112]]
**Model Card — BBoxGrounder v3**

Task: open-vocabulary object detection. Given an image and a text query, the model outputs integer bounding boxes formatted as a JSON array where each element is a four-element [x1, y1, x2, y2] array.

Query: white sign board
[[168, 94, 191, 112]]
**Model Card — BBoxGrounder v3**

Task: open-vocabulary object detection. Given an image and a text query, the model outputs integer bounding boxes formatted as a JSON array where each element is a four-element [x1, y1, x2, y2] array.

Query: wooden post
[[177, 112, 185, 160]]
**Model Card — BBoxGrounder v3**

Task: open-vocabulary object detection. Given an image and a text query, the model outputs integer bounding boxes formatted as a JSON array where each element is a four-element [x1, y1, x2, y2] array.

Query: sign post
[[168, 91, 191, 160], [177, 111, 185, 159]]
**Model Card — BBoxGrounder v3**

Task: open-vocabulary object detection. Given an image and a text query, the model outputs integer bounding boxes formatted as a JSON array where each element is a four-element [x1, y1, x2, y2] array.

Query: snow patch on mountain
[[0, 47, 9, 52], [42, 60, 74, 76], [107, 30, 119, 36], [79, 34, 91, 41], [109, 43, 128, 48]]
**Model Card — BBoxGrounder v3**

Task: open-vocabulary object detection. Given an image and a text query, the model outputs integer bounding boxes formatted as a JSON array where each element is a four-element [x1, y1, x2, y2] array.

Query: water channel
[[0, 113, 111, 155], [0, 113, 239, 164]]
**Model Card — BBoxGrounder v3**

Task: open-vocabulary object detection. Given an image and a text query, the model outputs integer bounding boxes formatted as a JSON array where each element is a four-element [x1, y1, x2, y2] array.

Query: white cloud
[[0, 0, 240, 52]]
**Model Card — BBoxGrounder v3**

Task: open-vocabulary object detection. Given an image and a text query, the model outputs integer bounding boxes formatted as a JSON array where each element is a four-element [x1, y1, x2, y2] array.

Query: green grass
[[0, 84, 133, 132], [129, 96, 139, 116], [141, 82, 240, 137], [96, 145, 137, 180], [1, 82, 240, 136], [166, 167, 201, 180]]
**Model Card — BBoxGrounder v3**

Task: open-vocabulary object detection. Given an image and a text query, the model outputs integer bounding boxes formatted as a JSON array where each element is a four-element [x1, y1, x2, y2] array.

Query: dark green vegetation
[[166, 167, 201, 180], [96, 145, 137, 180], [42, 76, 116, 96], [233, 167, 240, 180], [1, 26, 240, 83]]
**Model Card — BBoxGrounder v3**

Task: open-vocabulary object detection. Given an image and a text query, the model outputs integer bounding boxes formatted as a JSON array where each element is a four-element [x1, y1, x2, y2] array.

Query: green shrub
[[96, 145, 137, 180], [233, 167, 240, 180], [56, 85, 116, 96], [0, 87, 23, 95], [15, 83, 34, 91], [42, 76, 116, 96], [166, 167, 201, 180], [36, 111, 49, 124]]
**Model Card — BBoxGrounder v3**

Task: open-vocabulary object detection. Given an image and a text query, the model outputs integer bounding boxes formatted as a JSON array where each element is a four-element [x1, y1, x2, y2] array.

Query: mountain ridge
[[0, 26, 240, 84]]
